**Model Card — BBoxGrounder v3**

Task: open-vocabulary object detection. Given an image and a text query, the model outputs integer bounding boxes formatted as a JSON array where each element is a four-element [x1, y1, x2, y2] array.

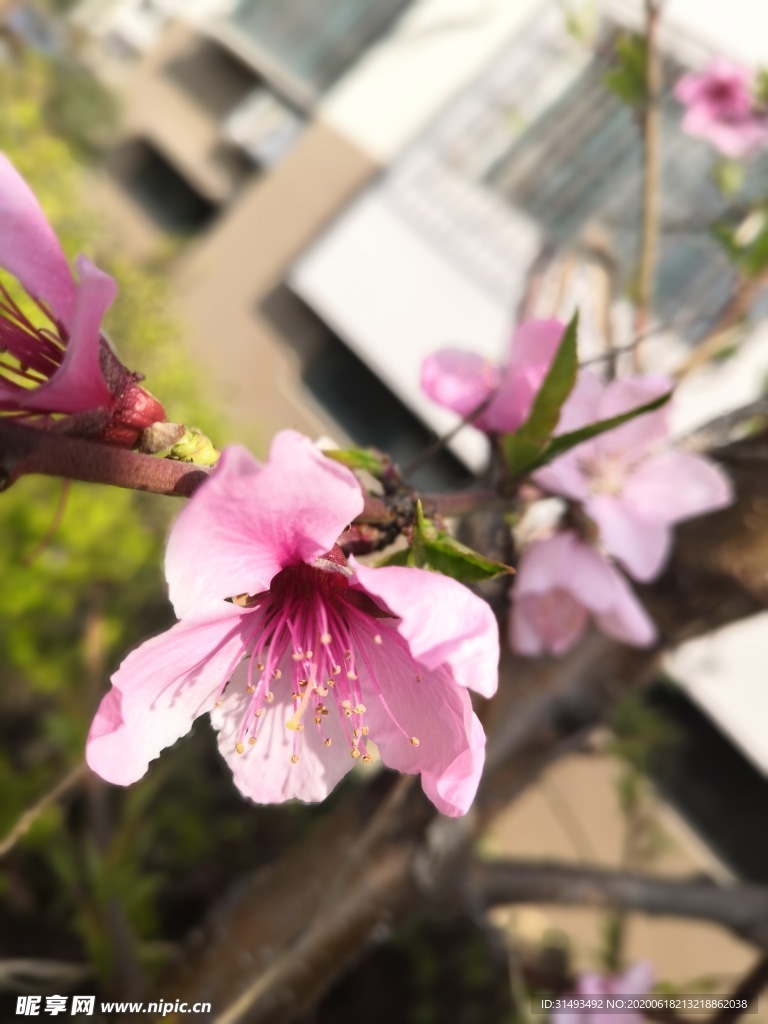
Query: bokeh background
[[2, 0, 768, 1021]]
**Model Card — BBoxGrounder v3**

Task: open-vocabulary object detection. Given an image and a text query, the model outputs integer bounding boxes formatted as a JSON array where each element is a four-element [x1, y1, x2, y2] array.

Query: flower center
[[0, 282, 65, 401], [220, 563, 420, 766]]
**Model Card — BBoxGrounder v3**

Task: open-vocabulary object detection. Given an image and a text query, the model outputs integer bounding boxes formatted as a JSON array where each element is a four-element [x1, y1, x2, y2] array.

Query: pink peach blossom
[[552, 961, 655, 1024], [420, 319, 565, 434], [511, 531, 656, 656], [0, 154, 164, 445], [534, 373, 732, 582], [87, 431, 499, 816], [675, 60, 768, 159]]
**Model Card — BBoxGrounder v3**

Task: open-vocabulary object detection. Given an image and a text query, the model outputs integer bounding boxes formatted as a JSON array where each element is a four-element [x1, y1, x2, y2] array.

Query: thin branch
[[0, 763, 87, 859], [634, 0, 663, 369], [472, 858, 768, 950]]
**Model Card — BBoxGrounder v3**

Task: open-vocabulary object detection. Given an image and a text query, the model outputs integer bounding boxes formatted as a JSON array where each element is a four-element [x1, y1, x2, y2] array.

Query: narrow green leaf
[[324, 447, 386, 477], [422, 534, 513, 583], [375, 547, 412, 568], [527, 391, 672, 473], [524, 312, 580, 441], [502, 313, 579, 477]]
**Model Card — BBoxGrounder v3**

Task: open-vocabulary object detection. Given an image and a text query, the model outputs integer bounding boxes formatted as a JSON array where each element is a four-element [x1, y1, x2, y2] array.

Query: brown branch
[[472, 859, 768, 950], [0, 420, 210, 497], [634, 0, 663, 369]]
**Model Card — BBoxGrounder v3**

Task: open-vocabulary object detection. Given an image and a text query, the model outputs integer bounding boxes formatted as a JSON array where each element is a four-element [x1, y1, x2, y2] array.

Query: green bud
[[169, 428, 220, 466]]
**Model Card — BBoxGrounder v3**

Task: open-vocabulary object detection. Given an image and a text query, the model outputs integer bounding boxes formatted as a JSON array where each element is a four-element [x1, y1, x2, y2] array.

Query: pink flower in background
[[420, 319, 564, 434], [675, 60, 768, 159], [535, 373, 732, 582], [87, 431, 499, 816], [511, 531, 656, 657], [552, 962, 655, 1024], [0, 154, 165, 445]]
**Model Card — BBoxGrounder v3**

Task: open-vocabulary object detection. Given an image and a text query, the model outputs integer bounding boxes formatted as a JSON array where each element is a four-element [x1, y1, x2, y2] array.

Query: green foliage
[[712, 208, 768, 279], [324, 446, 388, 477], [378, 502, 512, 583], [0, 51, 235, 986], [502, 313, 579, 478], [604, 33, 648, 108]]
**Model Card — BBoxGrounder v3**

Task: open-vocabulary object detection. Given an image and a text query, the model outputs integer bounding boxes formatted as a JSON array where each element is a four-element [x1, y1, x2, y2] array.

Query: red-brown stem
[[0, 420, 499, 523]]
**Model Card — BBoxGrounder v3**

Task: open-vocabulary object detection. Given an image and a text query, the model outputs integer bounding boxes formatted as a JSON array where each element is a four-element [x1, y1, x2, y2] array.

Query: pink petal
[[594, 567, 657, 647], [588, 494, 670, 582], [212, 661, 353, 805], [484, 319, 564, 433], [593, 376, 671, 461], [350, 559, 499, 698], [166, 433, 364, 619], [20, 256, 114, 414], [623, 451, 732, 525], [0, 154, 76, 325], [86, 609, 249, 785], [556, 369, 605, 434], [420, 348, 500, 426], [534, 450, 590, 502], [613, 961, 655, 996], [512, 589, 588, 656], [357, 625, 486, 816]]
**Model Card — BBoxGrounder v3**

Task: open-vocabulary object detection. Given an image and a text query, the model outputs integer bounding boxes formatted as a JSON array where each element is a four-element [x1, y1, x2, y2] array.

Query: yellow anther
[[363, 754, 374, 764], [314, 716, 322, 725], [290, 754, 299, 764], [249, 737, 257, 746], [320, 633, 332, 645], [324, 737, 333, 747], [255, 709, 264, 718], [246, 685, 256, 693], [305, 650, 314, 659], [291, 692, 302, 700], [215, 700, 223, 707], [266, 692, 275, 703], [235, 742, 245, 755], [374, 634, 383, 645], [361, 726, 369, 736], [257, 662, 264, 671], [273, 669, 282, 679], [353, 704, 366, 715], [350, 748, 361, 760], [316, 686, 328, 697], [347, 671, 358, 681], [332, 665, 341, 676], [410, 736, 420, 747], [341, 700, 352, 709], [292, 651, 303, 661]]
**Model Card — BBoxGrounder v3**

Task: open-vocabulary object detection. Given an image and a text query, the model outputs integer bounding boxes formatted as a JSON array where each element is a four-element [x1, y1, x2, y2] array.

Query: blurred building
[[72, 0, 768, 980]]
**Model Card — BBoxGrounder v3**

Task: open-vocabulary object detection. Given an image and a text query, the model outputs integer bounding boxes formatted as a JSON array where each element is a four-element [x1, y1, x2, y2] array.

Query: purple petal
[[166, 433, 364, 619], [588, 494, 670, 582], [0, 154, 77, 325], [86, 609, 250, 785], [350, 560, 499, 698], [212, 661, 353, 805], [623, 451, 732, 525], [420, 348, 500, 427], [20, 256, 114, 413]]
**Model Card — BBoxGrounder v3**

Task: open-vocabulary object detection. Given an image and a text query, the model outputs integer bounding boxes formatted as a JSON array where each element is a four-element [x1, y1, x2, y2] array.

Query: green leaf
[[502, 313, 579, 477], [409, 499, 512, 582], [527, 390, 672, 473], [420, 534, 513, 583], [375, 546, 412, 568], [603, 33, 647, 108], [324, 447, 386, 477]]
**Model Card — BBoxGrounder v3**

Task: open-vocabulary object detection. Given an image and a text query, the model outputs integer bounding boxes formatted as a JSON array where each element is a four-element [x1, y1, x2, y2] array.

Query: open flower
[[87, 431, 499, 816], [534, 373, 732, 582], [420, 320, 564, 434], [0, 154, 164, 445], [552, 962, 655, 1024], [674, 60, 768, 159], [511, 531, 656, 657]]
